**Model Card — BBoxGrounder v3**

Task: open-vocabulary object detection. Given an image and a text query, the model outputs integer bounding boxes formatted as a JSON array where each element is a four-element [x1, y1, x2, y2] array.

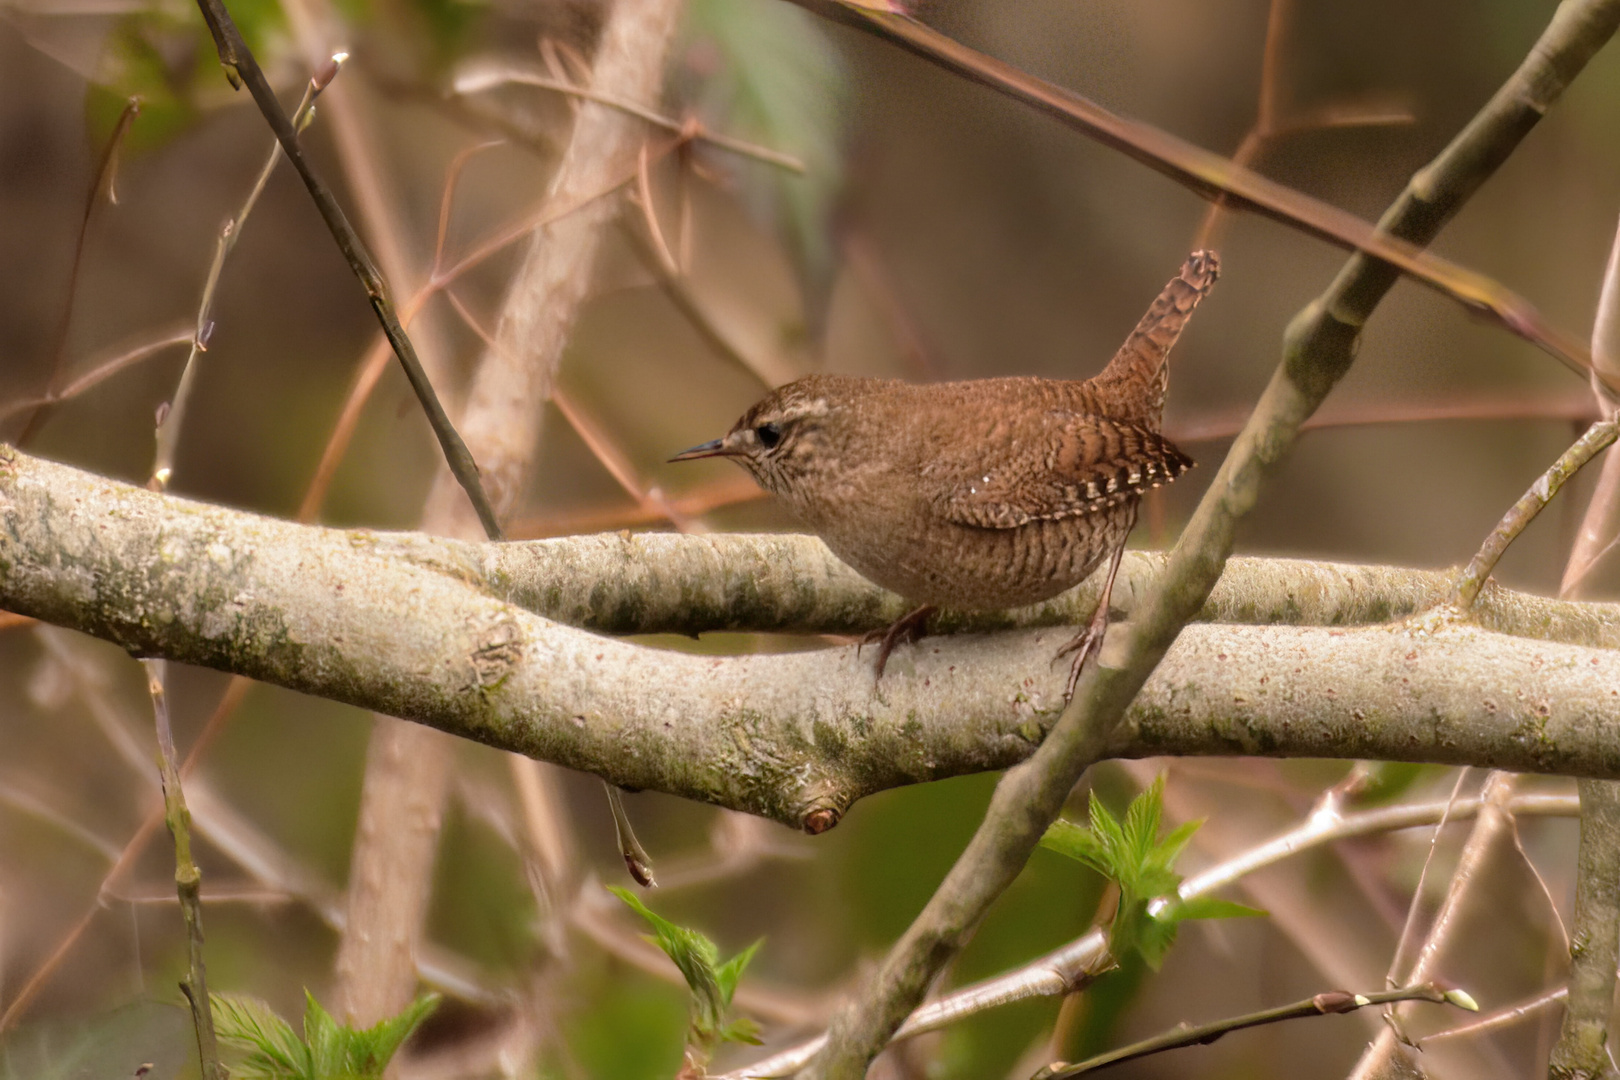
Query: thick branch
[[395, 532, 1620, 648], [2, 448, 1617, 830]]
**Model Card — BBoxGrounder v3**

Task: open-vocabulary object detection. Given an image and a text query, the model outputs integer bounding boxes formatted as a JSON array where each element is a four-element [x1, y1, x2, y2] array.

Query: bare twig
[[189, 0, 502, 539], [1562, 212, 1620, 596], [453, 60, 807, 172], [1034, 984, 1471, 1079], [721, 792, 1580, 1078], [153, 62, 339, 490], [1192, 0, 1414, 251], [1387, 769, 1471, 985], [296, 137, 671, 524], [504, 473, 763, 537], [1424, 985, 1568, 1045], [619, 217, 799, 389], [1345, 772, 1519, 1079], [442, 287, 696, 533], [0, 326, 192, 425], [333, 0, 688, 1026], [1173, 394, 1601, 444], [1456, 419, 1620, 608], [782, 0, 1609, 381], [147, 661, 226, 1080], [14, 97, 141, 445], [127, 64, 338, 1072]]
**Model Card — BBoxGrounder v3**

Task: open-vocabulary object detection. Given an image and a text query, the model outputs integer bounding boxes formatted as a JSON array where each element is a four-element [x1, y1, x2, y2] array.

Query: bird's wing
[[935, 413, 1193, 529]]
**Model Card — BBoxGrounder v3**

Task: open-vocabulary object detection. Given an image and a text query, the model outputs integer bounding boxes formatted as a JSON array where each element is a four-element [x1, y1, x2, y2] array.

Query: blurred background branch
[[2, 0, 1619, 1075]]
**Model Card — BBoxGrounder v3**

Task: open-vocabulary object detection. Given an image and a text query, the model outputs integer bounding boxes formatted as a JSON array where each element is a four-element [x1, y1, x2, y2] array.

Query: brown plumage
[[672, 251, 1219, 693]]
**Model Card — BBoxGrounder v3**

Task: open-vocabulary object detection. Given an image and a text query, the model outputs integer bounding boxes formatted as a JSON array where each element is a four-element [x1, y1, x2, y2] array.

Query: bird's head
[[669, 376, 860, 500]]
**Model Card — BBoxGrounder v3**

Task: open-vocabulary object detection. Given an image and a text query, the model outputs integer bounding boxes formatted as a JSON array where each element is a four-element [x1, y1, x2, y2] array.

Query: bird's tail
[[1086, 250, 1220, 429]]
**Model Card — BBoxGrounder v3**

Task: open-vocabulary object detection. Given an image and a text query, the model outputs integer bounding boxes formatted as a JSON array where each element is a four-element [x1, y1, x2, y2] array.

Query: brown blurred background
[[0, 0, 1616, 1076]]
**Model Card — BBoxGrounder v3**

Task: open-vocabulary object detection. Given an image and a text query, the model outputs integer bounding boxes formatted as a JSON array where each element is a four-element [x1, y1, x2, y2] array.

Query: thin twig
[[1033, 984, 1470, 1079], [147, 661, 226, 1080], [1455, 418, 1620, 608], [0, 326, 192, 425], [1509, 813, 1572, 955], [1387, 769, 1471, 985], [189, 0, 502, 539], [720, 792, 1580, 1078], [0, 783, 122, 862], [1346, 772, 1518, 1076], [1192, 0, 1415, 251], [619, 218, 797, 388], [1424, 984, 1567, 1044], [503, 474, 763, 537], [1173, 394, 1601, 444], [129, 65, 335, 1073], [634, 142, 680, 275], [453, 61, 807, 172], [782, 0, 1605, 381], [153, 62, 338, 491], [296, 138, 673, 523], [14, 97, 141, 445]]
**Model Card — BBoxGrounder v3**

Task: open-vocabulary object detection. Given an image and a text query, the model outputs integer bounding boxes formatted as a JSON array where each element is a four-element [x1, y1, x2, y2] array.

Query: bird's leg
[[859, 604, 937, 679], [1056, 541, 1129, 699]]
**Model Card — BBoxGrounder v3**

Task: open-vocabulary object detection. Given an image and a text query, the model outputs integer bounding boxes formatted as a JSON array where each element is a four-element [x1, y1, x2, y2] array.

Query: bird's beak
[[668, 438, 730, 463]]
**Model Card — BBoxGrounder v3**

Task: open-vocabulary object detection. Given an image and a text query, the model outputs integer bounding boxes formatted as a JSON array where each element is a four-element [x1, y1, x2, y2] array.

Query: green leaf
[[1135, 912, 1180, 971], [211, 990, 435, 1080], [1173, 896, 1267, 921], [1106, 900, 1148, 968], [302, 992, 343, 1079], [718, 1016, 765, 1046], [1133, 865, 1182, 901], [610, 886, 726, 1033], [1122, 775, 1164, 869], [337, 993, 439, 1078], [1155, 819, 1203, 869], [212, 994, 311, 1080], [1038, 818, 1110, 873], [715, 938, 764, 1008], [1085, 789, 1127, 871]]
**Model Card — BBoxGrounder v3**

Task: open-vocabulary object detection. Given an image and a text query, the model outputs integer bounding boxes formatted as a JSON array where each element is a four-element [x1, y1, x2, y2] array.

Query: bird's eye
[[755, 422, 782, 449]]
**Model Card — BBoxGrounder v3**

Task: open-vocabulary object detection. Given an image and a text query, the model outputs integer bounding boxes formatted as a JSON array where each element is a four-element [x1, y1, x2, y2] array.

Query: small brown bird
[[672, 251, 1219, 695]]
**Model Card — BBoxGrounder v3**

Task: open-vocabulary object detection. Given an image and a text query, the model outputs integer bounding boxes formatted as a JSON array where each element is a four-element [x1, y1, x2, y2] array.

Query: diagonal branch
[[799, 2, 1620, 1074], [1457, 419, 1620, 608], [781, 0, 1612, 380], [189, 0, 502, 539], [725, 793, 1578, 1079]]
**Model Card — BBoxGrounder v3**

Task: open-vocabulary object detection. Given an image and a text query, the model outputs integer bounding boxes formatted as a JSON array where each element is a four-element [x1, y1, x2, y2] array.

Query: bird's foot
[[1054, 606, 1111, 700], [859, 604, 937, 679]]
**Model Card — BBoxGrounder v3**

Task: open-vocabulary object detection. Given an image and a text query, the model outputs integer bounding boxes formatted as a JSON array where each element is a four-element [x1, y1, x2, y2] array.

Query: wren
[[672, 251, 1219, 695]]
